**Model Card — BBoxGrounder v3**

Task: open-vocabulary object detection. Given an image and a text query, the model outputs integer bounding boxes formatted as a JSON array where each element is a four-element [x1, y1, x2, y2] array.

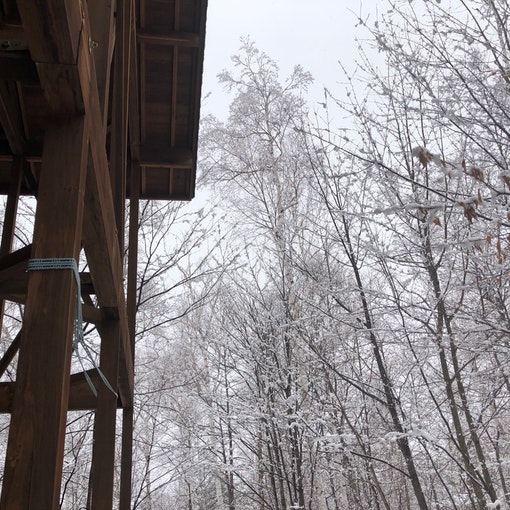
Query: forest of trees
[[2, 0, 510, 509]]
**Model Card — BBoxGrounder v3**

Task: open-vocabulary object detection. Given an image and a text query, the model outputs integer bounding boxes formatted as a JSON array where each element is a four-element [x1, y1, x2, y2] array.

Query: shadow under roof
[[0, 0, 207, 201]]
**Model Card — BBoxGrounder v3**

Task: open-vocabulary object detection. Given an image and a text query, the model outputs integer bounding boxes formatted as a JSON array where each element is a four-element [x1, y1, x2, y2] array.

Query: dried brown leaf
[[470, 166, 485, 182]]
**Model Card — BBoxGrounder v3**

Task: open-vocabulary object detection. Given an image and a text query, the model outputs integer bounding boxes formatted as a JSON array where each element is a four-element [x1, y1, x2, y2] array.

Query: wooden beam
[[119, 17, 140, 502], [128, 10, 141, 163], [0, 158, 22, 333], [0, 81, 25, 154], [0, 245, 104, 323], [0, 26, 27, 49], [190, 0, 208, 199], [0, 244, 31, 270], [0, 289, 104, 324], [120, 161, 140, 510], [27, 0, 136, 404], [89, 0, 132, 505], [110, 0, 132, 246], [0, 130, 22, 321], [0, 243, 31, 304], [69, 370, 101, 411], [82, 136, 134, 404], [171, 46, 179, 146], [74, 80, 118, 292], [0, 158, 22, 256], [0, 330, 21, 379], [120, 407, 135, 510], [0, 53, 37, 82], [87, 0, 116, 132], [0, 370, 122, 413], [0, 382, 14, 413], [82, 303, 104, 324], [170, 1, 180, 148], [16, 1, 84, 114], [139, 145, 193, 167], [137, 30, 200, 47], [89, 320, 121, 510], [8, 4, 80, 64], [69, 0, 122, 305], [127, 164, 139, 371], [35, 62, 84, 114], [0, 116, 88, 510]]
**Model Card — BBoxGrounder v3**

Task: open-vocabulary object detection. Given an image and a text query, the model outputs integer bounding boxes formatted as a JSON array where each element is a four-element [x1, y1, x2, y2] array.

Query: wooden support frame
[[89, 0, 133, 507], [0, 1, 133, 508], [0, 116, 88, 510], [87, 0, 116, 133], [120, 161, 141, 509], [0, 0, 207, 506], [139, 146, 194, 167], [0, 157, 22, 336], [1, 0, 135, 405], [137, 30, 200, 47], [0, 81, 25, 154], [89, 320, 122, 510]]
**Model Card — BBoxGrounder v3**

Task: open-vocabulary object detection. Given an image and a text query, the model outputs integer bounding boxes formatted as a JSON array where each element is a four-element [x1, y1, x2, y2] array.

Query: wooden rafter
[[137, 30, 200, 47]]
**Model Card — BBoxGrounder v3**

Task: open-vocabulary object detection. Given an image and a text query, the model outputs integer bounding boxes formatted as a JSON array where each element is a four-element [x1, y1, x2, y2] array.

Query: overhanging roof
[[0, 0, 207, 200]]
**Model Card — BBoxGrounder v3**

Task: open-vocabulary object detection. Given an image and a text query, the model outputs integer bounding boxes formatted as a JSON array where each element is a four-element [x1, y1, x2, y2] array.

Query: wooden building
[[0, 0, 207, 507]]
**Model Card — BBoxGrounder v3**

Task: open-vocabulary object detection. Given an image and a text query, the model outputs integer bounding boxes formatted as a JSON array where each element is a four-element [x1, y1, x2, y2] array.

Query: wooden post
[[110, 0, 132, 242], [120, 161, 140, 510], [0, 116, 88, 510], [89, 0, 132, 507], [0, 157, 22, 338], [89, 320, 121, 510], [0, 157, 22, 258]]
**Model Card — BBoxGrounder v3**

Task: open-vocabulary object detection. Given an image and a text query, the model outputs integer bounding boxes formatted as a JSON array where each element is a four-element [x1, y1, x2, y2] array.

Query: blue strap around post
[[27, 258, 117, 397]]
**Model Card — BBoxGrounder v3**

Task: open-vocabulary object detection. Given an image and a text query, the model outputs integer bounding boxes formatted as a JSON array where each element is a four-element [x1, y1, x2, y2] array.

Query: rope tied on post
[[27, 257, 117, 398]]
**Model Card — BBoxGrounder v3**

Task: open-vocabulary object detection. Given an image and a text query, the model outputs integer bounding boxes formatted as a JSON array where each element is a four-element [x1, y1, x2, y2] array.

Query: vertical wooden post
[[0, 157, 22, 257], [89, 320, 121, 510], [0, 157, 23, 335], [89, 0, 132, 507], [119, 8, 140, 505], [110, 0, 132, 242], [0, 116, 88, 510], [120, 161, 140, 510], [0, 157, 24, 380]]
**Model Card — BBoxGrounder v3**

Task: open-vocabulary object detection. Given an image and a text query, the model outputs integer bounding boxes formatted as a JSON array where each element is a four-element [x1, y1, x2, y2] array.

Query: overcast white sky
[[201, 0, 385, 117]]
